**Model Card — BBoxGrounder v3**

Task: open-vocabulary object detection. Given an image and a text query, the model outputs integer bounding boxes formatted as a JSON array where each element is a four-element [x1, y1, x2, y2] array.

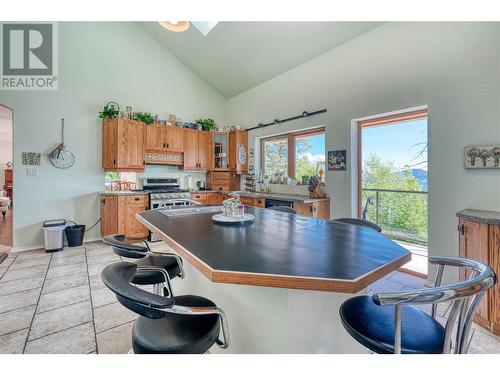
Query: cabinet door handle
[[135, 197, 140, 201], [309, 206, 313, 213], [163, 143, 166, 148], [113, 159, 116, 165], [167, 143, 169, 148]]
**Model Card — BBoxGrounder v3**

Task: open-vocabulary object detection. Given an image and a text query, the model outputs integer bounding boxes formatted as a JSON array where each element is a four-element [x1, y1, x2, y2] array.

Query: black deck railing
[[362, 188, 428, 244]]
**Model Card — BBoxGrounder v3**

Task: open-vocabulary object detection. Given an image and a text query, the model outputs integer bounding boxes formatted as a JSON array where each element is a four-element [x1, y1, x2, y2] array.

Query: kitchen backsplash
[[137, 165, 206, 191]]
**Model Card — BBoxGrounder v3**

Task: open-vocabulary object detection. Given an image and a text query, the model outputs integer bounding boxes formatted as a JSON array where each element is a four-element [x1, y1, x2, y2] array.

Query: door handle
[[135, 197, 140, 201]]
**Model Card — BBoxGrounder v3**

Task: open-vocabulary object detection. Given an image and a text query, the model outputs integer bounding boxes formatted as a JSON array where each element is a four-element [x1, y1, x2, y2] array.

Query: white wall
[[0, 22, 226, 248], [227, 22, 500, 281]]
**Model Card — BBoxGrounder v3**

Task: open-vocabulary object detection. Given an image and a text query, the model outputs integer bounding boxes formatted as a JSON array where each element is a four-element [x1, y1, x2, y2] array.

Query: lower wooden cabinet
[[191, 193, 225, 205], [240, 196, 265, 208], [294, 200, 330, 220], [100, 194, 149, 238], [458, 216, 500, 335]]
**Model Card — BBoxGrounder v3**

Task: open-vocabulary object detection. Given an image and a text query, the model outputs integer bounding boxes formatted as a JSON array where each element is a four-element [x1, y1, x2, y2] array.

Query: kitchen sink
[[157, 205, 223, 217]]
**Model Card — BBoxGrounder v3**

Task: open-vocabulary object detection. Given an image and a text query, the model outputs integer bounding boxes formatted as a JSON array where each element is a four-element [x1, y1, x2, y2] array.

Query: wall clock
[[238, 144, 247, 165], [48, 119, 76, 169]]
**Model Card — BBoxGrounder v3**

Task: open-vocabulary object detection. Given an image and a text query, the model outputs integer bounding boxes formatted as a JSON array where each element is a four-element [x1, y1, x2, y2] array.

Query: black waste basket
[[65, 225, 86, 247]]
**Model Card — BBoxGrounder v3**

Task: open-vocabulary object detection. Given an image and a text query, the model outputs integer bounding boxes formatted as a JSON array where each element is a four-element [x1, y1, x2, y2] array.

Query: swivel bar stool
[[102, 234, 184, 297], [101, 261, 230, 354], [339, 256, 496, 354]]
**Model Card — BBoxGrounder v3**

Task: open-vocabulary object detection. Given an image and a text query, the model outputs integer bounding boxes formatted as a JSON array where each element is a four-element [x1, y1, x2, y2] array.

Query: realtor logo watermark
[[0, 22, 58, 90]]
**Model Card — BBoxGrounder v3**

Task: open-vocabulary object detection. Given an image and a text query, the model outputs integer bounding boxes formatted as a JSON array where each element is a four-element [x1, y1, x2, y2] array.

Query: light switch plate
[[26, 168, 38, 176]]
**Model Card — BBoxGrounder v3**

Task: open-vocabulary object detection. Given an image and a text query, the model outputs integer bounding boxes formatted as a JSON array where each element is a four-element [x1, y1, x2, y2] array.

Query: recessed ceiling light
[[159, 21, 190, 33]]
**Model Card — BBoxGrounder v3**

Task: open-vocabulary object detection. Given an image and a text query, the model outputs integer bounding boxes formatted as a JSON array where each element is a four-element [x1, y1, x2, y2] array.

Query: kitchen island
[[137, 206, 411, 353]]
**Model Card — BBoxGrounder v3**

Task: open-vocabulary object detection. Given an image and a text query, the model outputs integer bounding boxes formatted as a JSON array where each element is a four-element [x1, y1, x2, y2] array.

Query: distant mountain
[[411, 169, 428, 191], [393, 168, 428, 190]]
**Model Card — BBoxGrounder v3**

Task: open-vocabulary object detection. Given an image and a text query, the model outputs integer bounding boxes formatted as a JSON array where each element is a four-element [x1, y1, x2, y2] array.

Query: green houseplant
[[98, 102, 119, 119], [133, 112, 154, 125], [196, 118, 217, 131]]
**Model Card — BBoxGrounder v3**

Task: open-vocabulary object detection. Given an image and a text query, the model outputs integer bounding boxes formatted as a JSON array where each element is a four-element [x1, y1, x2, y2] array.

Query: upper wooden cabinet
[[102, 119, 145, 172], [183, 129, 213, 171], [145, 125, 185, 153], [145, 125, 166, 152], [228, 130, 248, 174], [166, 127, 184, 152]]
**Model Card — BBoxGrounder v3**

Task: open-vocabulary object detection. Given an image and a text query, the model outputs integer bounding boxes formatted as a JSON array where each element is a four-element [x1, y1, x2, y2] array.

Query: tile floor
[[0, 241, 499, 354]]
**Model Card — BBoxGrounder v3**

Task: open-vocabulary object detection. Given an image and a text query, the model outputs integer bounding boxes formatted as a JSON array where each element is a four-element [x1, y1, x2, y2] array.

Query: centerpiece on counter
[[212, 192, 255, 225]]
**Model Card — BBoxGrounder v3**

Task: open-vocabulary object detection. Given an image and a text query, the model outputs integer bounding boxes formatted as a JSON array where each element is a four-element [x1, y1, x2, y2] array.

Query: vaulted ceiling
[[139, 22, 383, 98]]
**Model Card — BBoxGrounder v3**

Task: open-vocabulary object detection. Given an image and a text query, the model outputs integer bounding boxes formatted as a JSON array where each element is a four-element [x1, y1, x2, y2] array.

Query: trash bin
[[65, 224, 86, 247], [42, 220, 66, 252]]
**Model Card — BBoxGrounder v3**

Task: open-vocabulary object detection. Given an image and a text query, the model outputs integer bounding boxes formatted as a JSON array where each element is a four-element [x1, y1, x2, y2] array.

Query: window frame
[[260, 127, 325, 179], [356, 108, 428, 218]]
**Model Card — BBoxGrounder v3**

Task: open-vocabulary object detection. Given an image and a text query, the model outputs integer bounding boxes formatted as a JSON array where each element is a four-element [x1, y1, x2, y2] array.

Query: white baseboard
[[11, 236, 102, 253]]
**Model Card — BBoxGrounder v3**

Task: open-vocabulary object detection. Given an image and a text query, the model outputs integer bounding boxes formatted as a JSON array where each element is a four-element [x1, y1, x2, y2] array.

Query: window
[[261, 128, 325, 183], [262, 137, 288, 178], [295, 132, 326, 182]]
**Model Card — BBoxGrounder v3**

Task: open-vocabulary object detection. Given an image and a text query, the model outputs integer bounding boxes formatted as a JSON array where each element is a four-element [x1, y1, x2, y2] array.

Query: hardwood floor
[[0, 207, 13, 249]]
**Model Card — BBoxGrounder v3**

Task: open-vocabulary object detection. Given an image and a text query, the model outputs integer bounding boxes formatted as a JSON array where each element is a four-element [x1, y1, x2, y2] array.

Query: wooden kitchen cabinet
[[145, 125, 184, 153], [166, 126, 184, 152], [100, 194, 149, 238], [206, 171, 241, 192], [145, 124, 165, 152], [458, 214, 500, 335], [228, 130, 248, 174], [240, 196, 265, 208], [102, 119, 145, 172], [191, 192, 225, 205], [294, 200, 330, 220], [183, 129, 213, 171]]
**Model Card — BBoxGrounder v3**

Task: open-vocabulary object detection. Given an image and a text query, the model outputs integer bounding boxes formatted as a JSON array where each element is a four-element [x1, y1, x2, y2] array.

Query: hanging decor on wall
[[464, 145, 500, 169], [22, 152, 41, 166], [48, 118, 75, 169], [328, 150, 347, 171]]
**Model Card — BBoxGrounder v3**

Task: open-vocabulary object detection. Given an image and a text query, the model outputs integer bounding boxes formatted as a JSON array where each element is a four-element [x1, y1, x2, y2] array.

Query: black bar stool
[[333, 218, 382, 232], [102, 234, 184, 297], [101, 261, 230, 354], [339, 257, 496, 354], [266, 206, 297, 214]]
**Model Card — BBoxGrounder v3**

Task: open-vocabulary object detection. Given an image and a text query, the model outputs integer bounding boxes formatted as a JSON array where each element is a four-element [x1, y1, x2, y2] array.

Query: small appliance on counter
[[196, 180, 206, 190]]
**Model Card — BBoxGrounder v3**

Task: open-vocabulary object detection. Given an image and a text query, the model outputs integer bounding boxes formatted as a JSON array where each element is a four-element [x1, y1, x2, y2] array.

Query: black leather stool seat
[[340, 296, 445, 354], [131, 256, 181, 285], [132, 295, 220, 354]]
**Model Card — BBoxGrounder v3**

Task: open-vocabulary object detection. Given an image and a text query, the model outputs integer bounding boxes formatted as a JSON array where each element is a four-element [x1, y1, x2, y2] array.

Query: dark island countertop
[[137, 206, 410, 293]]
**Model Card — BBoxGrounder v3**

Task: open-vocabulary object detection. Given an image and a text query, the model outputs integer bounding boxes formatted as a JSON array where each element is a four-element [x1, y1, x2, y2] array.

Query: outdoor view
[[361, 118, 428, 245], [263, 132, 325, 183]]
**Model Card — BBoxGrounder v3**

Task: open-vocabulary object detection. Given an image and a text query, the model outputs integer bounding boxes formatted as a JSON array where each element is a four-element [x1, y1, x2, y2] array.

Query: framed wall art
[[464, 145, 500, 169], [328, 150, 347, 170]]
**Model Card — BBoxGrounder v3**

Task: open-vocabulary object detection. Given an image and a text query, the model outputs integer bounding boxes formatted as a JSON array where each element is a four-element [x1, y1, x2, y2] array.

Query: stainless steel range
[[142, 177, 198, 241]]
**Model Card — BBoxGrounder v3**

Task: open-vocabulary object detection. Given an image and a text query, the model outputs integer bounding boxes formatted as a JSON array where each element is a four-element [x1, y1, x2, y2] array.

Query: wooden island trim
[[137, 213, 411, 293]]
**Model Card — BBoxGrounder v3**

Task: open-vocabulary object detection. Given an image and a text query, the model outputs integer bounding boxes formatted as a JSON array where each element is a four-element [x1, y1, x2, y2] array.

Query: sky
[[297, 134, 325, 161], [362, 119, 428, 170]]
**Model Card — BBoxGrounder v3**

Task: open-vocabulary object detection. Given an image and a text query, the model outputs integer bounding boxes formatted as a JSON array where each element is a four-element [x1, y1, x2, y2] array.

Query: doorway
[[0, 104, 13, 251], [357, 108, 428, 276]]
